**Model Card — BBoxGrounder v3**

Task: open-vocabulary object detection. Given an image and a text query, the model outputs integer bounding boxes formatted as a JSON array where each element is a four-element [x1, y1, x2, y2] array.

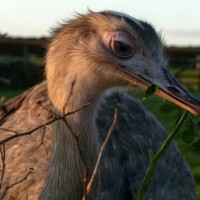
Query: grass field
[[172, 68, 200, 91], [1, 86, 200, 197]]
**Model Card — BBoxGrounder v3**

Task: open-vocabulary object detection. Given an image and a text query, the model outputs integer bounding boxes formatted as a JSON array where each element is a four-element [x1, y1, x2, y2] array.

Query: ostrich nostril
[[167, 86, 182, 94]]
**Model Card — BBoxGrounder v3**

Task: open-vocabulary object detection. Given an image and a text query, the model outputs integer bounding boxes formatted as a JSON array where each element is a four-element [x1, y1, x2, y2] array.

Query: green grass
[[0, 87, 24, 100], [1, 87, 200, 197], [172, 68, 200, 90]]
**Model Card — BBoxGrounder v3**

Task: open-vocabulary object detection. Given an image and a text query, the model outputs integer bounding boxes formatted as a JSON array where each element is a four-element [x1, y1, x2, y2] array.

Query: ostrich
[[0, 10, 200, 200]]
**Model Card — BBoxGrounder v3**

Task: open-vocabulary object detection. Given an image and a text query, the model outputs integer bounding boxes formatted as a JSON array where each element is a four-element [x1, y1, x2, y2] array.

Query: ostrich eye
[[109, 33, 135, 59], [112, 41, 133, 58]]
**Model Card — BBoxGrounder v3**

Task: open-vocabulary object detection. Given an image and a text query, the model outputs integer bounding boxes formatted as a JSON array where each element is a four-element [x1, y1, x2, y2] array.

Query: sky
[[1, 0, 200, 46]]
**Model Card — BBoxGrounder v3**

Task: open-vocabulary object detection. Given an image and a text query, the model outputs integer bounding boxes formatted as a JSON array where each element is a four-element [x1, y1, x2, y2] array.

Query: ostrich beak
[[155, 87, 200, 116], [142, 68, 200, 116], [118, 66, 200, 116], [153, 68, 200, 116]]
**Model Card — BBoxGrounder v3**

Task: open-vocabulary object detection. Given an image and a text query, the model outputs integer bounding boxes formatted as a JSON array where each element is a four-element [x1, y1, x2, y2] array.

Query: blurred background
[[1, 0, 200, 197]]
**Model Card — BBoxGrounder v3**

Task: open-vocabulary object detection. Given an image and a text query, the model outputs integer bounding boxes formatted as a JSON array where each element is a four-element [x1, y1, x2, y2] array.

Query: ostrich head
[[45, 11, 200, 116], [40, 11, 200, 199]]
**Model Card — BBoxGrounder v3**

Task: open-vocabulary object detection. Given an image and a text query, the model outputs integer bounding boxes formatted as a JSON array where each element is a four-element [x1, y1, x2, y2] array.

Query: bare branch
[[0, 144, 5, 189], [1, 168, 34, 200], [0, 103, 89, 198], [82, 108, 118, 200], [0, 103, 89, 145], [0, 127, 18, 134], [36, 126, 48, 155]]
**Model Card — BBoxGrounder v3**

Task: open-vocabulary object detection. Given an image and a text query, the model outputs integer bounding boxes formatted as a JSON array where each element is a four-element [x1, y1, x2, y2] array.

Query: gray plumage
[[97, 90, 197, 200], [0, 11, 198, 199]]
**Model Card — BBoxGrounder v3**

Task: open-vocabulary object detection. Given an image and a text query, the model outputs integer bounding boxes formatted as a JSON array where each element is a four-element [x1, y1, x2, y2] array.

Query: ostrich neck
[[40, 75, 101, 199]]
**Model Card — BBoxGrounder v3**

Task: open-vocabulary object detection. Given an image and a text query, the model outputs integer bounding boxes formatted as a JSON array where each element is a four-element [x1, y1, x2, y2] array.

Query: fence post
[[196, 55, 200, 91]]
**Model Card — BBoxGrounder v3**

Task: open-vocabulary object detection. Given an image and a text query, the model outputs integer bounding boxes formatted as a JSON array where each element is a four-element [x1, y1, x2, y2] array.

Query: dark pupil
[[114, 41, 132, 57]]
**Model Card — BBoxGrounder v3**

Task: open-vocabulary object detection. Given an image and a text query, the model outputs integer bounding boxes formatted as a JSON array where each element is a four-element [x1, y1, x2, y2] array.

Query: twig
[[36, 126, 48, 155], [0, 103, 89, 198], [82, 108, 118, 200], [1, 168, 33, 200], [0, 103, 89, 145], [0, 127, 17, 134], [0, 143, 5, 189], [61, 102, 89, 193], [137, 110, 189, 200]]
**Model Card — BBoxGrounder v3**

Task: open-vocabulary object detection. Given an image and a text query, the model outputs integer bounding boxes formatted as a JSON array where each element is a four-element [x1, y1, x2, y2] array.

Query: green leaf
[[185, 118, 196, 134], [182, 128, 196, 144], [143, 85, 156, 101]]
